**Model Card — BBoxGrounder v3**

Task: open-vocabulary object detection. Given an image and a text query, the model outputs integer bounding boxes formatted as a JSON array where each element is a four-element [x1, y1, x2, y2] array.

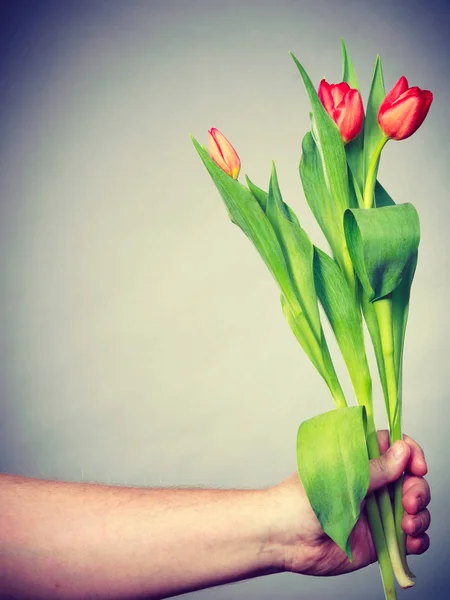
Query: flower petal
[[318, 80, 335, 117], [331, 82, 350, 108], [382, 76, 409, 107], [378, 95, 424, 140], [336, 89, 364, 142], [208, 129, 231, 174], [207, 128, 240, 179]]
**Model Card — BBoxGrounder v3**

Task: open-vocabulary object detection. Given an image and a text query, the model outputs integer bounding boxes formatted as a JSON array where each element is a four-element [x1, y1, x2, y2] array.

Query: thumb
[[368, 440, 410, 493]]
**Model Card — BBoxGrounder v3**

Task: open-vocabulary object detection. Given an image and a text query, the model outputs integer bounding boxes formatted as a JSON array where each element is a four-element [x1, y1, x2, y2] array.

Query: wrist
[[261, 475, 325, 574]]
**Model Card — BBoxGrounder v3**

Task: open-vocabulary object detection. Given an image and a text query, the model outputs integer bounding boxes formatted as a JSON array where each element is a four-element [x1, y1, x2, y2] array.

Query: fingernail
[[391, 441, 405, 458]]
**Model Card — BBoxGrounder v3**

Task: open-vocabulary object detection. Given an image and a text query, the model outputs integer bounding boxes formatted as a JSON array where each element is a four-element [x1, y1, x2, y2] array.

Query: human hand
[[268, 432, 430, 576]]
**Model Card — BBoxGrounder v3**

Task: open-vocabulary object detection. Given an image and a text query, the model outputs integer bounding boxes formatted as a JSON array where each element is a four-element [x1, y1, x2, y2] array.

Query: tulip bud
[[378, 76, 433, 141], [208, 128, 241, 179], [318, 80, 364, 143]]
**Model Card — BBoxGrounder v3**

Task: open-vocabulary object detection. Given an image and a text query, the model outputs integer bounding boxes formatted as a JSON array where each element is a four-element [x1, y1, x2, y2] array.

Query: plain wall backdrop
[[0, 0, 449, 598]]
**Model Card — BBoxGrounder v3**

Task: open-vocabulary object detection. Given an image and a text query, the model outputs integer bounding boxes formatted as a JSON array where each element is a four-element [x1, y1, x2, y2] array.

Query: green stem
[[363, 136, 389, 209], [374, 298, 397, 425], [363, 399, 397, 599], [374, 298, 414, 586], [366, 494, 397, 600], [391, 412, 415, 577], [366, 411, 414, 589]]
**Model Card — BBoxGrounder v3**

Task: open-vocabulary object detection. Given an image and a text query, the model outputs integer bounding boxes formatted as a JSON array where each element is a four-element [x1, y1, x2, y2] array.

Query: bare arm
[[0, 475, 283, 599], [0, 436, 430, 599]]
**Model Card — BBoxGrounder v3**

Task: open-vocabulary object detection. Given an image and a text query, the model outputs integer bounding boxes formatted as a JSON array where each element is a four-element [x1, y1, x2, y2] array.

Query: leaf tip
[[345, 543, 353, 562], [190, 133, 202, 150], [290, 51, 301, 69], [269, 161, 279, 190]]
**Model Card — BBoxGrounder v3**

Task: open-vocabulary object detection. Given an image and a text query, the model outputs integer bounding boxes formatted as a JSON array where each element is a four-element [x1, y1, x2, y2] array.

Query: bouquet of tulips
[[191, 40, 432, 600]]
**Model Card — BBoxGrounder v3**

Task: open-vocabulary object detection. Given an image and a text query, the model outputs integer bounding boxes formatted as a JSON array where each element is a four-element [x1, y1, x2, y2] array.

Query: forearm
[[0, 474, 284, 599]]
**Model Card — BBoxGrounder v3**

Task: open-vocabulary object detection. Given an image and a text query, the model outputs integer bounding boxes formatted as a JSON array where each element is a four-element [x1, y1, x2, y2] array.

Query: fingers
[[402, 478, 431, 517], [402, 509, 431, 537], [376, 431, 427, 476], [371, 432, 430, 557], [402, 475, 431, 556], [406, 533, 430, 555], [403, 434, 427, 477], [368, 440, 410, 493], [376, 430, 391, 454]]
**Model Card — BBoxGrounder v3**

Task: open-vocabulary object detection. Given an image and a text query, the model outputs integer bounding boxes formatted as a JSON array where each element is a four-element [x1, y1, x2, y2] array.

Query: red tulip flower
[[378, 76, 433, 141], [318, 80, 364, 143], [208, 128, 241, 179]]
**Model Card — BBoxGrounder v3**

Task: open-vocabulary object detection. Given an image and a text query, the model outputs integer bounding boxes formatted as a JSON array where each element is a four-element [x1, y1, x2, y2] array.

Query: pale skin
[[0, 433, 429, 599]]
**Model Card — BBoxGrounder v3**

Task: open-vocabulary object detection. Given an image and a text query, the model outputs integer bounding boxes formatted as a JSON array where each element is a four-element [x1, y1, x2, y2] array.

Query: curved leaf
[[362, 252, 417, 427], [344, 204, 420, 301], [297, 406, 369, 559]]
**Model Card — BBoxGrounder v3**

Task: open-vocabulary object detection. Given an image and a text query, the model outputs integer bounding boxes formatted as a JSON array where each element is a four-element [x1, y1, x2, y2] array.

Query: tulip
[[378, 76, 433, 141], [208, 128, 241, 179], [318, 80, 364, 143]]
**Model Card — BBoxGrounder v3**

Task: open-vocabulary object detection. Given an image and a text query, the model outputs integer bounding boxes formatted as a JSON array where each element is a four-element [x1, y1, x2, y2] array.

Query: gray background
[[0, 0, 448, 598]]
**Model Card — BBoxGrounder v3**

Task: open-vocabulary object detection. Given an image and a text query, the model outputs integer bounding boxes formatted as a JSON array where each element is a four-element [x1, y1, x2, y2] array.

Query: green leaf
[[193, 137, 344, 399], [264, 164, 348, 407], [375, 180, 395, 208], [341, 38, 360, 90], [267, 163, 322, 340], [341, 39, 364, 196], [313, 248, 372, 405], [364, 56, 385, 180], [245, 175, 268, 212], [359, 182, 396, 416], [361, 292, 389, 415], [281, 293, 347, 408], [291, 53, 350, 222], [191, 136, 303, 318], [391, 251, 418, 420], [299, 132, 343, 260], [297, 406, 369, 559], [344, 204, 420, 301], [281, 295, 323, 376], [246, 174, 301, 226], [348, 166, 364, 209]]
